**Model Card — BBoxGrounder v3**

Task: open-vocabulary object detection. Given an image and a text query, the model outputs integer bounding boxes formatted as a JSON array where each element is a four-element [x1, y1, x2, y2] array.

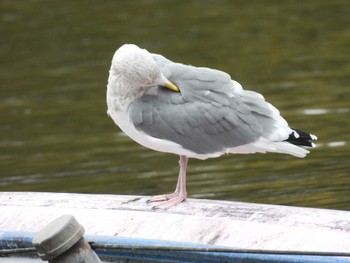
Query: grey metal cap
[[32, 214, 85, 260]]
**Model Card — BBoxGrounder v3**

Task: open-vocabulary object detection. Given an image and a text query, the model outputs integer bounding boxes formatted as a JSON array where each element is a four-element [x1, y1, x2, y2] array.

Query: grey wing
[[129, 60, 265, 155], [152, 54, 291, 142]]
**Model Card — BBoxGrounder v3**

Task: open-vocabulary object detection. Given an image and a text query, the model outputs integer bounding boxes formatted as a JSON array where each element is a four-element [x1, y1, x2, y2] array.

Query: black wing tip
[[286, 127, 317, 148]]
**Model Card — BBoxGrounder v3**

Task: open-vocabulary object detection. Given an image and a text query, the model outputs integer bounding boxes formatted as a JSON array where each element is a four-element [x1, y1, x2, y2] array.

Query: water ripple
[[303, 108, 349, 115]]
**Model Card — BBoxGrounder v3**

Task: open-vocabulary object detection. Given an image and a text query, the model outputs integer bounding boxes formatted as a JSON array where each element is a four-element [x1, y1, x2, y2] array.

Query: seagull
[[106, 44, 317, 209]]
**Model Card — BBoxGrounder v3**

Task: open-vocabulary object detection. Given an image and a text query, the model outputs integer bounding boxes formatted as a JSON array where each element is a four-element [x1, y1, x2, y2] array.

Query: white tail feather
[[227, 137, 310, 158]]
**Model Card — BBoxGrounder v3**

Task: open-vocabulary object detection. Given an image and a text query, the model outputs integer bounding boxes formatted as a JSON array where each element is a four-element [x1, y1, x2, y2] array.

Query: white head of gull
[[107, 44, 317, 209]]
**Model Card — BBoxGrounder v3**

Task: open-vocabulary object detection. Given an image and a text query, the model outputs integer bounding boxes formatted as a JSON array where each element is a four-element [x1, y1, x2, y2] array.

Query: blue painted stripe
[[1, 231, 350, 262]]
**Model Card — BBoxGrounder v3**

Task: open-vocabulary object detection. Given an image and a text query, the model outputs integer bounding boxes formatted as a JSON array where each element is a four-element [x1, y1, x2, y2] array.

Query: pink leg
[[148, 155, 188, 209]]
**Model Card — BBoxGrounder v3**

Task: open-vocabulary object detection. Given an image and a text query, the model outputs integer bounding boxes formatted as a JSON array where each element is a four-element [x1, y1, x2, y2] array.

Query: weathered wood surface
[[0, 192, 349, 253]]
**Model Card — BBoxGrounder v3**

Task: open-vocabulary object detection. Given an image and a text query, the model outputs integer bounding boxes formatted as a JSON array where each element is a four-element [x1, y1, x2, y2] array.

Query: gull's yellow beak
[[161, 74, 180, 92], [164, 80, 180, 92]]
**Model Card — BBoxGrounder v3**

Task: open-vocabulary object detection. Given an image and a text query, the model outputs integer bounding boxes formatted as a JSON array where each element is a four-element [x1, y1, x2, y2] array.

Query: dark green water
[[1, 1, 349, 210]]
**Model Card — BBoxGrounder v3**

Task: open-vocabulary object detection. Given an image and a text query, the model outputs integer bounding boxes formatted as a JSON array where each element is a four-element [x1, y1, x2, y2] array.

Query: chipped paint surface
[[0, 192, 349, 253]]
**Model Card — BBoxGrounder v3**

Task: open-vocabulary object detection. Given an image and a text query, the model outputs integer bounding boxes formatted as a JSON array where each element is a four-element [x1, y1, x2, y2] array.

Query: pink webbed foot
[[147, 192, 186, 209], [147, 155, 188, 210]]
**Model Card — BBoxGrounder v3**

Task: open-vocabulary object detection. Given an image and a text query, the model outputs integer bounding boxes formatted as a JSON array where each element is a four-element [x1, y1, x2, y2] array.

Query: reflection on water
[[302, 108, 349, 115], [1, 1, 349, 210]]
